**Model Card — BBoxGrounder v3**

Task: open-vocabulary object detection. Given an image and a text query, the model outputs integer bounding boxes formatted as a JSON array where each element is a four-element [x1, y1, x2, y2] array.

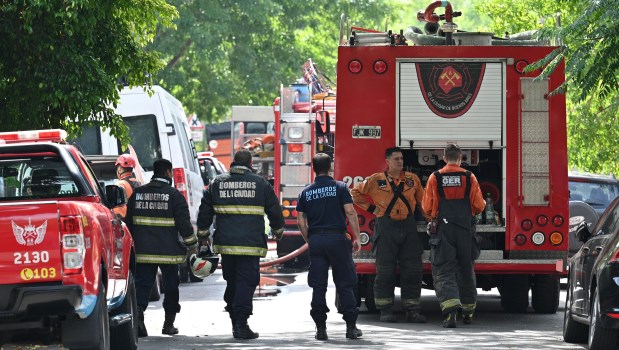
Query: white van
[[72, 86, 204, 229]]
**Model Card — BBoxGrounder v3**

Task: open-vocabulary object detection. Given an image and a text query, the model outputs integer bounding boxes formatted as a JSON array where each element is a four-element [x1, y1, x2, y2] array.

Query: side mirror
[[315, 110, 330, 136], [106, 184, 127, 208], [576, 221, 592, 243]]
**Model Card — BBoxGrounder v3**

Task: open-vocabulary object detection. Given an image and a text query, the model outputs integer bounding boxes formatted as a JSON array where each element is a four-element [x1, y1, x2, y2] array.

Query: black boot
[[233, 320, 259, 340], [345, 322, 363, 339], [162, 312, 179, 335], [137, 307, 148, 337], [443, 310, 457, 328], [315, 324, 328, 341]]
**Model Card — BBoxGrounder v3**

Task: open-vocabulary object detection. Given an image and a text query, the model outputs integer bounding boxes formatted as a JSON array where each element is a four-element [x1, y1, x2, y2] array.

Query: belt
[[308, 228, 345, 235]]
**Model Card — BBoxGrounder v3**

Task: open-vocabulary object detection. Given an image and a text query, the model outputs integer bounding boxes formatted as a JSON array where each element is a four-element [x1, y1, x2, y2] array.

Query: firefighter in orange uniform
[[114, 154, 142, 219], [422, 144, 485, 328], [351, 147, 427, 323]]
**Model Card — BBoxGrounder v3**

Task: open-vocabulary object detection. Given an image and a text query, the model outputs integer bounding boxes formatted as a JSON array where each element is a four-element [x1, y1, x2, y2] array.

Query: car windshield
[[569, 180, 619, 208], [0, 156, 80, 200], [120, 115, 162, 172]]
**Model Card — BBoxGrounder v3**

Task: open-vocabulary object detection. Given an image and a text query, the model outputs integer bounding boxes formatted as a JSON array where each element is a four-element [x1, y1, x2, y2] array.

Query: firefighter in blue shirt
[[197, 149, 284, 339], [296, 153, 363, 340]]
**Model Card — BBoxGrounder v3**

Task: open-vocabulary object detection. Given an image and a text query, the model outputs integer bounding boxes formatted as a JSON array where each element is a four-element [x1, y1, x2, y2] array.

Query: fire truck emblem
[[416, 62, 486, 118], [12, 219, 47, 246]]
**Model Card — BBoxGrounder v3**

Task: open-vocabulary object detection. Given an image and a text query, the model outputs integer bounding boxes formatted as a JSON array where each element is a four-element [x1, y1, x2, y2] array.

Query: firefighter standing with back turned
[[113, 154, 142, 219], [125, 159, 198, 337], [296, 153, 363, 340], [197, 149, 284, 340], [422, 144, 485, 328], [351, 146, 427, 323]]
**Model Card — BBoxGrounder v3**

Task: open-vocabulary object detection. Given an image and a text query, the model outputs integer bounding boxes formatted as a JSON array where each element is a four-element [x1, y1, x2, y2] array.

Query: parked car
[[563, 195, 619, 349], [568, 172, 619, 256], [569, 172, 619, 215], [0, 129, 137, 349]]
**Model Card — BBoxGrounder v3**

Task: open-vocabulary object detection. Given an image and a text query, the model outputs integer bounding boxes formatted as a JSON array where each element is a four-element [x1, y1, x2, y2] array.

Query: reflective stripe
[[213, 205, 264, 215], [440, 298, 462, 312], [374, 297, 394, 307], [213, 245, 267, 257], [136, 254, 186, 264], [402, 298, 421, 308], [461, 303, 476, 313], [133, 216, 175, 227], [183, 235, 198, 245]]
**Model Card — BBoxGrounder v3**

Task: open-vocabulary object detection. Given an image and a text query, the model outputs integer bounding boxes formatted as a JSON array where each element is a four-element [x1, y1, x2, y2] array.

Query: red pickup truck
[[0, 129, 137, 349]]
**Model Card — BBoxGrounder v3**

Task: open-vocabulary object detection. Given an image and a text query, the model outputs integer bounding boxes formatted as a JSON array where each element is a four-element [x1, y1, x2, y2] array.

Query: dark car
[[563, 195, 619, 349], [569, 172, 619, 216]]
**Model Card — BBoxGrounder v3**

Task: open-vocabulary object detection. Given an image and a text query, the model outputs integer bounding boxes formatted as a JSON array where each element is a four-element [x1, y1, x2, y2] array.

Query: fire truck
[[273, 60, 336, 267], [336, 1, 568, 314]]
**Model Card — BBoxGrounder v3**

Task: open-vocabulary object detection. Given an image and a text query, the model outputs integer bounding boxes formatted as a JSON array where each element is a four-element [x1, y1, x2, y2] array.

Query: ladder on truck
[[277, 84, 313, 222]]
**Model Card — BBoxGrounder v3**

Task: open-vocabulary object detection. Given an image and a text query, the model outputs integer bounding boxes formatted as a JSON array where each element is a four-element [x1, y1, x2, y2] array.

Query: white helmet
[[189, 247, 219, 279]]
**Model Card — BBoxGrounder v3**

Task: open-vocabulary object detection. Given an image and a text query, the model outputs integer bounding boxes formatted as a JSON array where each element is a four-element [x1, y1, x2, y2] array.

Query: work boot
[[462, 312, 473, 325], [233, 322, 259, 339], [379, 309, 398, 323], [443, 310, 457, 328], [162, 312, 179, 335], [315, 324, 328, 341], [137, 307, 148, 337], [345, 322, 363, 339], [405, 309, 427, 323]]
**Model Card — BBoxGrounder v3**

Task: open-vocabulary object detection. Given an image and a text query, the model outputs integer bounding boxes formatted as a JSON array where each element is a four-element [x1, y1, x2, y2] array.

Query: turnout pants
[[374, 216, 423, 311], [430, 221, 478, 315], [307, 233, 358, 325], [221, 254, 260, 324], [135, 263, 181, 313]]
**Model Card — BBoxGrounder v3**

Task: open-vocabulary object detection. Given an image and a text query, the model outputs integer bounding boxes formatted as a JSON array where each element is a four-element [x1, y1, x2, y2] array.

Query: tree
[[0, 0, 178, 141], [149, 0, 402, 124], [475, 0, 619, 175]]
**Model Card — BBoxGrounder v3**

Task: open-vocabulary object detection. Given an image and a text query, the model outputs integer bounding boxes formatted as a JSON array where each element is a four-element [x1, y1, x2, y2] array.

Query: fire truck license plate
[[352, 126, 381, 139]]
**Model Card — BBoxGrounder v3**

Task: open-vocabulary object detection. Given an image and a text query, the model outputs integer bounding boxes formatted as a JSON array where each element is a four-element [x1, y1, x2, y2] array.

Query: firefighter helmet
[[115, 154, 137, 168], [189, 246, 219, 279]]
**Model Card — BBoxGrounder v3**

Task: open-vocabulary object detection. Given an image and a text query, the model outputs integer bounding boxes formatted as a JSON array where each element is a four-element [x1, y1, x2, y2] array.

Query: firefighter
[[113, 154, 142, 219], [125, 159, 198, 337], [296, 153, 363, 340], [421, 144, 485, 328], [197, 149, 284, 340], [351, 147, 427, 323]]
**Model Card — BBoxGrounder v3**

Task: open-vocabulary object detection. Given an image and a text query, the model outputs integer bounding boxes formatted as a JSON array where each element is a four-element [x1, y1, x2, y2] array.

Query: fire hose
[[259, 242, 309, 268]]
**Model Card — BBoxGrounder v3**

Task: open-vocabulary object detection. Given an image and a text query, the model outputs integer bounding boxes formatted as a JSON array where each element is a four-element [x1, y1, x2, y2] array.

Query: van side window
[[69, 125, 102, 155], [121, 115, 162, 171]]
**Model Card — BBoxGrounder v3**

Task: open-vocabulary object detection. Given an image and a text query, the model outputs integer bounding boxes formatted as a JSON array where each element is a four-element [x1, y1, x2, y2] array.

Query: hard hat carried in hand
[[115, 154, 137, 168], [189, 246, 219, 279]]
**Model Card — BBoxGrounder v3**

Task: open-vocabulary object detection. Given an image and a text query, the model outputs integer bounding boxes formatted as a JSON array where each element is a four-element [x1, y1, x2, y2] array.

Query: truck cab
[[0, 129, 137, 349]]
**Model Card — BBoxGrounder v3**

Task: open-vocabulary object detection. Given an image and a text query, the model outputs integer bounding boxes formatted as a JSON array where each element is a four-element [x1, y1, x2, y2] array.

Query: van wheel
[[500, 274, 529, 313], [63, 279, 110, 349], [111, 271, 138, 350]]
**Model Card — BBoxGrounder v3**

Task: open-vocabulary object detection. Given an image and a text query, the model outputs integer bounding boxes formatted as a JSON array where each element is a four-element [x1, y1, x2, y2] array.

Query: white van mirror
[[165, 123, 176, 136]]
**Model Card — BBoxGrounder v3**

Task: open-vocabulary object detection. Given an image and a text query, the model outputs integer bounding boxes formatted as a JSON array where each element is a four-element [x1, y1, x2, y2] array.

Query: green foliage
[[476, 0, 618, 175], [0, 0, 177, 142], [150, 0, 401, 124]]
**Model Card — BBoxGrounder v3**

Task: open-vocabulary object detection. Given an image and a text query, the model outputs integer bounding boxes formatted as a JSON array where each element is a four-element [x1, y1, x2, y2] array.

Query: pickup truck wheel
[[499, 274, 529, 313], [531, 275, 560, 314], [111, 271, 138, 350], [63, 279, 110, 349]]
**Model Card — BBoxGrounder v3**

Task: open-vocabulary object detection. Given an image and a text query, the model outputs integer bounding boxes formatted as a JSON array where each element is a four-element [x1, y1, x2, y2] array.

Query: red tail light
[[287, 144, 303, 152], [610, 247, 619, 263], [173, 168, 189, 203], [521, 219, 533, 231], [552, 215, 564, 227], [515, 234, 527, 246], [348, 60, 362, 74], [373, 60, 388, 74], [60, 216, 85, 274], [537, 215, 548, 226]]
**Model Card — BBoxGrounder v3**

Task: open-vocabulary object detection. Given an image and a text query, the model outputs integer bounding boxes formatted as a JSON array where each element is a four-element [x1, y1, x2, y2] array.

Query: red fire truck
[[273, 60, 336, 267], [336, 2, 568, 314]]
